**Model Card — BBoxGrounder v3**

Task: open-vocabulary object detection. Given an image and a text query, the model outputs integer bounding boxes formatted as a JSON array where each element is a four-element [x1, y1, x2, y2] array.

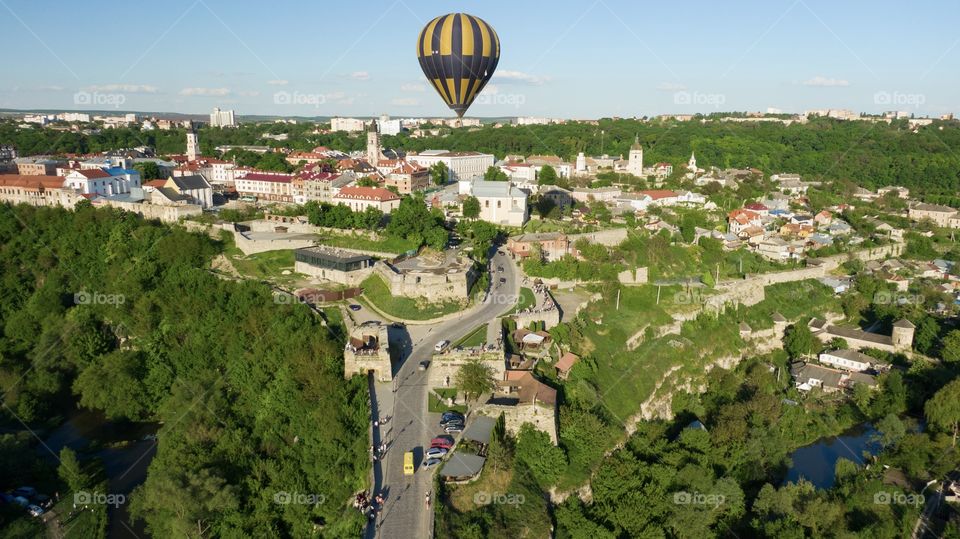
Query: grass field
[[316, 233, 418, 255], [360, 274, 466, 320], [429, 388, 466, 414], [507, 287, 536, 315], [228, 250, 296, 281], [454, 325, 487, 348]]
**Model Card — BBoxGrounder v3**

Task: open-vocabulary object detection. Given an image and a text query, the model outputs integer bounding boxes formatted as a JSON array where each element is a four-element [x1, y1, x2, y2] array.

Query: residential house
[[506, 232, 570, 261], [728, 209, 763, 235], [235, 172, 294, 202], [555, 352, 580, 380], [819, 349, 890, 373]]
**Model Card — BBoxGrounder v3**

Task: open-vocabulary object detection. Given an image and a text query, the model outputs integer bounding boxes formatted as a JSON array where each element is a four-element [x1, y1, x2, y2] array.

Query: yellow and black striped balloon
[[416, 13, 500, 118]]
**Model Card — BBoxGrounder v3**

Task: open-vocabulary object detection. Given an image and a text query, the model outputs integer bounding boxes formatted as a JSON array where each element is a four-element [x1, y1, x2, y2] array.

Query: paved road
[[368, 250, 519, 539]]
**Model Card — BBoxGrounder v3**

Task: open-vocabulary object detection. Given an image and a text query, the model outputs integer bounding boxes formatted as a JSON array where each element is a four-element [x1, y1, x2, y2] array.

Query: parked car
[[434, 340, 450, 353], [422, 458, 441, 468], [391, 322, 405, 329], [444, 424, 464, 434], [441, 410, 464, 420], [27, 505, 44, 517], [12, 496, 29, 508], [418, 360, 430, 371], [12, 487, 36, 498], [425, 447, 448, 459], [348, 304, 362, 311], [499, 277, 506, 283], [440, 416, 464, 427], [430, 436, 454, 450]]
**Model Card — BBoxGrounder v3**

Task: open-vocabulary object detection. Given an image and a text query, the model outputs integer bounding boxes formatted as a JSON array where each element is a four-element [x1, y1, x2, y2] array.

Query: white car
[[27, 505, 44, 517], [434, 340, 450, 353], [425, 447, 448, 459]]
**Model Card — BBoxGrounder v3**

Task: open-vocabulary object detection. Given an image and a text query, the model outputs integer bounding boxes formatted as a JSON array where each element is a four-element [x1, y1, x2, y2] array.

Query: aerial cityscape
[[2, 1, 960, 538]]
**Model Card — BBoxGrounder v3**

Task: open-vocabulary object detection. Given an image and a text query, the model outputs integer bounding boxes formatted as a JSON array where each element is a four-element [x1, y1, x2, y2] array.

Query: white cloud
[[267, 79, 288, 86], [657, 82, 687, 91], [351, 71, 370, 80], [179, 87, 231, 96], [401, 83, 426, 92], [38, 85, 65, 92], [803, 76, 850, 87], [391, 97, 419, 106], [237, 90, 261, 97], [492, 70, 548, 85], [88, 84, 158, 93]]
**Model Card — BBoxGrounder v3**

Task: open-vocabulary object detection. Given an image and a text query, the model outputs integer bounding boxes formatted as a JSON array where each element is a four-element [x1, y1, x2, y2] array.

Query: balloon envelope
[[416, 13, 500, 118]]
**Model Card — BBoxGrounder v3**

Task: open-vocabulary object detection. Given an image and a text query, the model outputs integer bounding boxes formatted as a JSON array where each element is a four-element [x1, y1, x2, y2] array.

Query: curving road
[[366, 249, 519, 539]]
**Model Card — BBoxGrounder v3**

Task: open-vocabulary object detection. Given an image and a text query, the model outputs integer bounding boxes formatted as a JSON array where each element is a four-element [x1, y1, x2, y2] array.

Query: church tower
[[626, 135, 643, 176], [186, 131, 200, 161], [575, 152, 586, 175], [366, 121, 383, 164], [687, 152, 697, 173]]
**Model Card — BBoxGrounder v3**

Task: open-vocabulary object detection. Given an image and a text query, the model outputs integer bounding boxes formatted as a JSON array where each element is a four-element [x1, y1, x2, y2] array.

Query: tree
[[537, 165, 558, 186], [535, 197, 557, 219], [133, 161, 163, 180], [455, 358, 496, 401], [484, 166, 508, 181], [515, 424, 566, 488], [925, 378, 960, 446], [386, 194, 448, 249], [59, 447, 90, 493], [429, 161, 448, 186], [941, 330, 960, 363], [783, 323, 816, 360], [462, 196, 480, 219], [356, 177, 380, 187]]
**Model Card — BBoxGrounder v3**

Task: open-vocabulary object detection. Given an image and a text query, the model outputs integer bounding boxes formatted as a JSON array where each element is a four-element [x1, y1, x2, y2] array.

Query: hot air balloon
[[416, 13, 500, 121]]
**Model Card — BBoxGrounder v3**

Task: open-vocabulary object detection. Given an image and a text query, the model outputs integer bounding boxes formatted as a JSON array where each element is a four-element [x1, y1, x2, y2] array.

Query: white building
[[331, 117, 367, 132], [819, 349, 887, 373], [234, 172, 294, 202], [333, 186, 401, 213], [64, 168, 138, 197], [378, 116, 402, 136], [460, 179, 528, 227], [209, 107, 236, 127], [209, 108, 236, 127], [408, 150, 494, 181]]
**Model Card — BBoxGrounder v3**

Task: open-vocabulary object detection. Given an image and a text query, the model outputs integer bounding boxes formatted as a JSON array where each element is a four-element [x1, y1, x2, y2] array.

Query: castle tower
[[891, 319, 915, 351], [366, 121, 383, 164], [626, 135, 643, 176], [186, 131, 200, 161]]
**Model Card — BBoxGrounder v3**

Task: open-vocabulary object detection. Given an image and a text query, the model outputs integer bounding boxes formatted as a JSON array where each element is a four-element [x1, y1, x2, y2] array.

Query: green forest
[[0, 203, 369, 537]]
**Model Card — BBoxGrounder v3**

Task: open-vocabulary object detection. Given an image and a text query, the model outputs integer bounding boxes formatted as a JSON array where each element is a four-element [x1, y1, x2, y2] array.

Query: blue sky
[[1, 0, 957, 118]]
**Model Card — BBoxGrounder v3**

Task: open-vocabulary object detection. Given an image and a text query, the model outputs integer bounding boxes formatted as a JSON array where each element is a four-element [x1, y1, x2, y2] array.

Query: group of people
[[354, 491, 385, 521]]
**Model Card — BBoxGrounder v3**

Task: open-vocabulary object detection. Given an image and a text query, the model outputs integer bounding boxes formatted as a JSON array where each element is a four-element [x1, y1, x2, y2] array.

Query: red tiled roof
[[144, 179, 167, 188], [335, 186, 400, 202], [639, 189, 678, 200], [0, 175, 66, 190], [76, 169, 110, 179], [745, 202, 768, 210]]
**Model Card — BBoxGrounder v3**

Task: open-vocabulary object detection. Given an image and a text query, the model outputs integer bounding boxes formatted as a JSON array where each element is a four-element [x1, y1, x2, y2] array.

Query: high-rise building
[[210, 107, 236, 127], [186, 132, 200, 161], [330, 117, 366, 132]]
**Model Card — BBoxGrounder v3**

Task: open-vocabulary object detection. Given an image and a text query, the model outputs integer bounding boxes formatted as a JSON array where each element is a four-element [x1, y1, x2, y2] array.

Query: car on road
[[497, 266, 504, 272], [434, 340, 451, 353], [430, 436, 454, 449], [499, 277, 506, 283], [12, 496, 29, 508], [425, 447, 448, 459], [27, 505, 43, 517], [418, 360, 430, 371], [444, 424, 464, 434], [422, 458, 441, 468]]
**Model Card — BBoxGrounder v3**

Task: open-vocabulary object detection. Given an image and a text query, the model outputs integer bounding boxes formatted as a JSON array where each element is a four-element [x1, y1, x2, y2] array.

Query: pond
[[783, 423, 881, 489]]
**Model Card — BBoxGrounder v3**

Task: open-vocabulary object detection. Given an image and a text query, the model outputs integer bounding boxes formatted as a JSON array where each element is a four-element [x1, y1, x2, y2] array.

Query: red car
[[430, 436, 454, 450]]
